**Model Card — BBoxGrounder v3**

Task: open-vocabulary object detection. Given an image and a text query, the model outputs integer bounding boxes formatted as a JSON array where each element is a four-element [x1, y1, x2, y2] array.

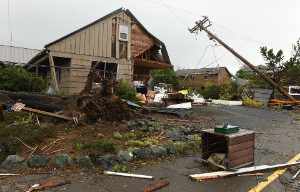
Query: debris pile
[[67, 68, 136, 124]]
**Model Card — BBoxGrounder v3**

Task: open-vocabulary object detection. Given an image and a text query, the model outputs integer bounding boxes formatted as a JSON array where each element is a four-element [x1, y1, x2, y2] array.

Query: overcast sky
[[1, 0, 300, 75]]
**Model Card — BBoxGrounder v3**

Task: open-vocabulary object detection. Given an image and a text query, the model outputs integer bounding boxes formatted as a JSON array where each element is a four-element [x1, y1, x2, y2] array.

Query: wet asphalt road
[[3, 105, 300, 192]]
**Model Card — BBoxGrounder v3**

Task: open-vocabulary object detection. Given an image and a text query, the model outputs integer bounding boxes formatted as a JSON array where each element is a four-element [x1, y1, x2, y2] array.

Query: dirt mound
[[66, 65, 136, 124]]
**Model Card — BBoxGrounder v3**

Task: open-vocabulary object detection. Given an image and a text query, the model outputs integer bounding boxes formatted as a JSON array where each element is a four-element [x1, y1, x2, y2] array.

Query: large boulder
[[28, 155, 49, 168], [50, 154, 73, 168], [96, 154, 119, 170], [133, 147, 152, 159], [150, 146, 167, 158], [75, 156, 93, 167], [165, 143, 178, 154], [117, 150, 133, 162], [0, 155, 27, 171]]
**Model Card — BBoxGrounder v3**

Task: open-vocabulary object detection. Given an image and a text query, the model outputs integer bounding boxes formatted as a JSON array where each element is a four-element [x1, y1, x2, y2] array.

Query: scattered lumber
[[22, 106, 72, 121], [18, 179, 71, 191], [238, 173, 264, 177], [0, 173, 20, 176], [269, 99, 300, 106], [167, 119, 205, 123], [105, 171, 154, 180], [140, 181, 170, 192], [190, 161, 300, 180]]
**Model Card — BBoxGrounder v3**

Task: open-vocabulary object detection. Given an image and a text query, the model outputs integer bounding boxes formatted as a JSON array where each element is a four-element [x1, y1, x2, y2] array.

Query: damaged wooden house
[[26, 8, 173, 95], [176, 67, 232, 91]]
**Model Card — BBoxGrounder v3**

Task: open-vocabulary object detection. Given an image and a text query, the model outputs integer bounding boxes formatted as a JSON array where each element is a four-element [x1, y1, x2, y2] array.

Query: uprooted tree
[[67, 66, 136, 124]]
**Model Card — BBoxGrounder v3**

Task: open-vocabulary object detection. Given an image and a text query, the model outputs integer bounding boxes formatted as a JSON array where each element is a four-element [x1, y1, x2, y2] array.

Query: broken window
[[204, 75, 208, 80], [55, 67, 61, 84], [119, 25, 128, 41], [91, 61, 118, 79], [189, 75, 194, 82]]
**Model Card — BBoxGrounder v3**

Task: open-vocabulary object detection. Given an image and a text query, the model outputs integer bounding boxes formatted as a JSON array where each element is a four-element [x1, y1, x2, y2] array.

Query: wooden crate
[[201, 129, 255, 169]]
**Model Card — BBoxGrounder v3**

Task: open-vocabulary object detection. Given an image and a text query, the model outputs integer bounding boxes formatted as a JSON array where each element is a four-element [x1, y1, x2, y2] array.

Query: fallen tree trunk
[[0, 90, 71, 112]]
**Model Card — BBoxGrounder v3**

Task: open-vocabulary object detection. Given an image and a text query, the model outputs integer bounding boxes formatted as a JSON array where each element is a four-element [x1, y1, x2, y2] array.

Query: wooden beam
[[48, 53, 59, 92], [18, 180, 71, 191], [22, 106, 72, 121], [190, 161, 300, 180], [140, 181, 170, 192]]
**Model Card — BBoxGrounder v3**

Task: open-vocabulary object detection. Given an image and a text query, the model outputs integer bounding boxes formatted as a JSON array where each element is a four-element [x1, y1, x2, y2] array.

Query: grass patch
[[76, 142, 84, 150], [0, 124, 55, 154]]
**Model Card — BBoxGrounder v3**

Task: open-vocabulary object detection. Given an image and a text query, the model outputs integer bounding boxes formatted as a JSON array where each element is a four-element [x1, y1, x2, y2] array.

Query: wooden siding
[[49, 51, 131, 95], [47, 11, 131, 59], [217, 69, 231, 86], [131, 23, 155, 57]]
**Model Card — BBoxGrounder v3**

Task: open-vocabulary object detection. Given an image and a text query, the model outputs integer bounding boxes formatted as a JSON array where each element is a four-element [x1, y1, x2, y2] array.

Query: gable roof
[[0, 45, 40, 65], [176, 67, 231, 77], [44, 8, 171, 64]]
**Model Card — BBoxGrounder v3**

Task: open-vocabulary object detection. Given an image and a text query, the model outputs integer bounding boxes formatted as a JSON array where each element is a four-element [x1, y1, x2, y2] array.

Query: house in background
[[26, 8, 173, 95], [176, 67, 232, 91], [0, 45, 40, 66]]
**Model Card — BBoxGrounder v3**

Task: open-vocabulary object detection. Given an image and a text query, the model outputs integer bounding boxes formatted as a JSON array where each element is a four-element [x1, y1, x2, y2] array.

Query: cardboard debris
[[146, 90, 156, 100], [136, 93, 146, 101]]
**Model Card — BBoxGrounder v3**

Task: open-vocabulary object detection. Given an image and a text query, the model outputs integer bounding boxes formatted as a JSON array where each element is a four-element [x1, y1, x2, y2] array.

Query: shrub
[[0, 64, 50, 92], [113, 132, 123, 140], [98, 139, 116, 152], [113, 164, 128, 172], [97, 133, 104, 138], [220, 80, 243, 101], [115, 79, 143, 105], [124, 132, 136, 139], [242, 96, 262, 108], [202, 83, 221, 99]]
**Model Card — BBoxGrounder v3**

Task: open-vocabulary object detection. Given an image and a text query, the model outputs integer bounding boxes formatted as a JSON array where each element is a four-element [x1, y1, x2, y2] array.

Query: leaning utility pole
[[189, 17, 296, 101]]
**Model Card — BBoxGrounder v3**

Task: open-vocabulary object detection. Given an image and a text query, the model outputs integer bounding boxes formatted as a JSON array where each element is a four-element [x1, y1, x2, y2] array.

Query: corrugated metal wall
[[0, 45, 40, 65]]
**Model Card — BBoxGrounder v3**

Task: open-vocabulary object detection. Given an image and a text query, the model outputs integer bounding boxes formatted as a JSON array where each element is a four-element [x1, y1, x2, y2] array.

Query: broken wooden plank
[[19, 179, 71, 191], [0, 173, 20, 176], [190, 161, 300, 180], [167, 119, 205, 123], [140, 181, 170, 192], [238, 173, 264, 177], [22, 106, 72, 121], [105, 171, 154, 179]]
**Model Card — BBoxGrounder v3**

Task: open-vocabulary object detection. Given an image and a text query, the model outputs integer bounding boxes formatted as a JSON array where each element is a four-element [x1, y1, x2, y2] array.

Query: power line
[[202, 52, 228, 68], [194, 45, 210, 69], [159, 0, 189, 28], [211, 46, 219, 68]]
